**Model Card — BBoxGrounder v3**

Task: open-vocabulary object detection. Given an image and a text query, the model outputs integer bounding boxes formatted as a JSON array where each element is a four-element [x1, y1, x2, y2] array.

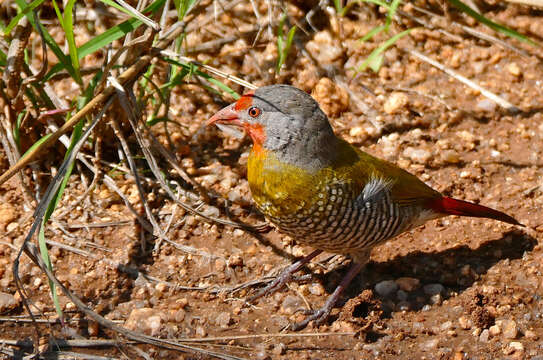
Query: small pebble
[[396, 290, 408, 302], [309, 283, 325, 296], [430, 294, 442, 305], [0, 292, 18, 312], [272, 343, 286, 355], [420, 338, 439, 351], [476, 99, 497, 112], [403, 147, 432, 164], [374, 280, 398, 297], [395, 277, 420, 292], [479, 329, 490, 342], [423, 283, 445, 296], [509, 341, 524, 352], [125, 308, 165, 336], [524, 330, 538, 340], [506, 62, 521, 77], [215, 312, 233, 328], [489, 324, 501, 337], [441, 149, 460, 164], [458, 316, 472, 330], [441, 321, 453, 331], [501, 319, 519, 339], [383, 92, 409, 114]]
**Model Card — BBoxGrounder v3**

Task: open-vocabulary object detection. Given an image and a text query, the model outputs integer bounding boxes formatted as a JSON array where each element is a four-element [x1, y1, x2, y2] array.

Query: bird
[[207, 84, 522, 330]]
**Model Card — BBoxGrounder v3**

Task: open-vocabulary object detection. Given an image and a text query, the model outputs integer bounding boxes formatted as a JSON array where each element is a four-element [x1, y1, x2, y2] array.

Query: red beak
[[207, 103, 241, 126]]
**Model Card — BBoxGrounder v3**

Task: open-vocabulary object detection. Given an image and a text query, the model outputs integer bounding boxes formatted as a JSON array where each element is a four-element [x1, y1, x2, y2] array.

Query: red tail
[[429, 196, 523, 226]]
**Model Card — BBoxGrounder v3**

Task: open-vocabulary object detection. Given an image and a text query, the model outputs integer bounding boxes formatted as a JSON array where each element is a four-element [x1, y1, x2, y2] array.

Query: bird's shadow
[[317, 229, 536, 316]]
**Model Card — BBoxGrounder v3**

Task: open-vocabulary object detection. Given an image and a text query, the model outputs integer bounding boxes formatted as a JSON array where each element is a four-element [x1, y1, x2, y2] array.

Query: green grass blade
[[99, 0, 159, 30], [38, 118, 84, 318], [51, 0, 64, 28], [172, 0, 197, 21], [14, 0, 77, 80], [448, 0, 538, 46], [13, 110, 26, 149], [4, 0, 44, 35], [385, 0, 402, 29], [360, 25, 385, 42], [44, 0, 166, 80], [63, 0, 82, 84], [358, 28, 414, 72], [0, 48, 6, 66]]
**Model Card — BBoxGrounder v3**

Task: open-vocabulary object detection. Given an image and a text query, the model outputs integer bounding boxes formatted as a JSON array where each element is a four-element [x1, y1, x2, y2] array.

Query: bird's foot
[[290, 305, 334, 331], [248, 250, 322, 302], [289, 261, 366, 331]]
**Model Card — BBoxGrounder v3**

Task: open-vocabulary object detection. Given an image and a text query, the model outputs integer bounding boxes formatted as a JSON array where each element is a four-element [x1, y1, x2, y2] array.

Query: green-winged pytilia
[[208, 84, 522, 330]]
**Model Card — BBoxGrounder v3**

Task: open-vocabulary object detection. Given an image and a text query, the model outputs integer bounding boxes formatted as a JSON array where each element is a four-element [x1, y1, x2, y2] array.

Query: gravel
[[374, 280, 398, 297], [423, 283, 445, 296]]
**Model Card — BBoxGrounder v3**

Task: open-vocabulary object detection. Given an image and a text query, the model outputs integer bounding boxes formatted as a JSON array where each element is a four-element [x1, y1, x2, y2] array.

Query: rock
[[0, 292, 18, 312], [272, 343, 286, 355], [509, 341, 524, 352], [420, 338, 439, 351], [202, 206, 220, 218], [305, 31, 343, 64], [383, 92, 408, 114], [423, 283, 445, 296], [395, 277, 420, 292], [379, 133, 400, 160], [0, 204, 17, 232], [476, 99, 496, 112], [458, 316, 472, 330], [403, 147, 432, 164], [430, 294, 442, 305], [441, 321, 453, 331], [506, 63, 521, 77], [311, 78, 349, 117], [441, 149, 461, 164], [479, 329, 489, 342], [215, 311, 233, 328], [501, 319, 519, 339], [227, 255, 243, 268], [524, 329, 538, 340], [396, 290, 408, 301], [489, 324, 501, 337], [125, 308, 166, 336], [309, 283, 325, 296], [374, 280, 398, 298]]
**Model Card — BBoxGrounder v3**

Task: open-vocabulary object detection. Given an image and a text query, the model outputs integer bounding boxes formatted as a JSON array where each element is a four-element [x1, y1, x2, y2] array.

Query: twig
[[160, 52, 258, 90], [504, 0, 543, 7], [407, 49, 520, 112], [175, 332, 357, 342]]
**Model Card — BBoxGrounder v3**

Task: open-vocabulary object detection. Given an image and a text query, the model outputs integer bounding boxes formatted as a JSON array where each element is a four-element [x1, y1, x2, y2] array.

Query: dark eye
[[248, 106, 261, 118]]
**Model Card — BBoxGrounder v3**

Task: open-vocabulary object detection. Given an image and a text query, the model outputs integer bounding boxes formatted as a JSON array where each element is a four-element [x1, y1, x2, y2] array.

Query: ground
[[0, 1, 542, 359]]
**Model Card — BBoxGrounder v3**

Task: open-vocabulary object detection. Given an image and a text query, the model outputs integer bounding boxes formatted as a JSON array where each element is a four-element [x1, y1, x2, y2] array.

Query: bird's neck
[[261, 123, 338, 173]]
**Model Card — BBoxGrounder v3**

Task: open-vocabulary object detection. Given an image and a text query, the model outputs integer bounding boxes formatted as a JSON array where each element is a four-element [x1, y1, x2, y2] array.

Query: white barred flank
[[260, 178, 430, 256]]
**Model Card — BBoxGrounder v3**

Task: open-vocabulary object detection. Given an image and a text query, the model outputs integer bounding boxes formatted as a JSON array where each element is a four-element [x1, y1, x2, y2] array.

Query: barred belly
[[261, 182, 421, 256]]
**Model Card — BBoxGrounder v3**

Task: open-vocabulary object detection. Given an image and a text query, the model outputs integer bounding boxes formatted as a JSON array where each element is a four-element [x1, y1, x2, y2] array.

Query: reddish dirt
[[1, 1, 543, 359]]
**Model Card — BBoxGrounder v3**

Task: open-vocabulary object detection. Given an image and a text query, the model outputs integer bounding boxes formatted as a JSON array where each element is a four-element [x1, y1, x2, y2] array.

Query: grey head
[[233, 85, 339, 171]]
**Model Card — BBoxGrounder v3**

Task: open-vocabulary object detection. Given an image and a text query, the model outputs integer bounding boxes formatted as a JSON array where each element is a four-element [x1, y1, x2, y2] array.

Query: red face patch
[[234, 92, 255, 111], [243, 123, 266, 153]]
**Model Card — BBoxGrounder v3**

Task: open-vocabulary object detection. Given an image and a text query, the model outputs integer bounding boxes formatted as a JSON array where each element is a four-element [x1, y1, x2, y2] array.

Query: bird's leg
[[290, 261, 365, 331], [248, 249, 323, 302]]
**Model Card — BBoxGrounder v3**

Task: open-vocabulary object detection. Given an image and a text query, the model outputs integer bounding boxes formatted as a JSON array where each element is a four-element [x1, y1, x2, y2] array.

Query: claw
[[248, 250, 322, 302], [289, 261, 366, 331], [291, 307, 331, 331]]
